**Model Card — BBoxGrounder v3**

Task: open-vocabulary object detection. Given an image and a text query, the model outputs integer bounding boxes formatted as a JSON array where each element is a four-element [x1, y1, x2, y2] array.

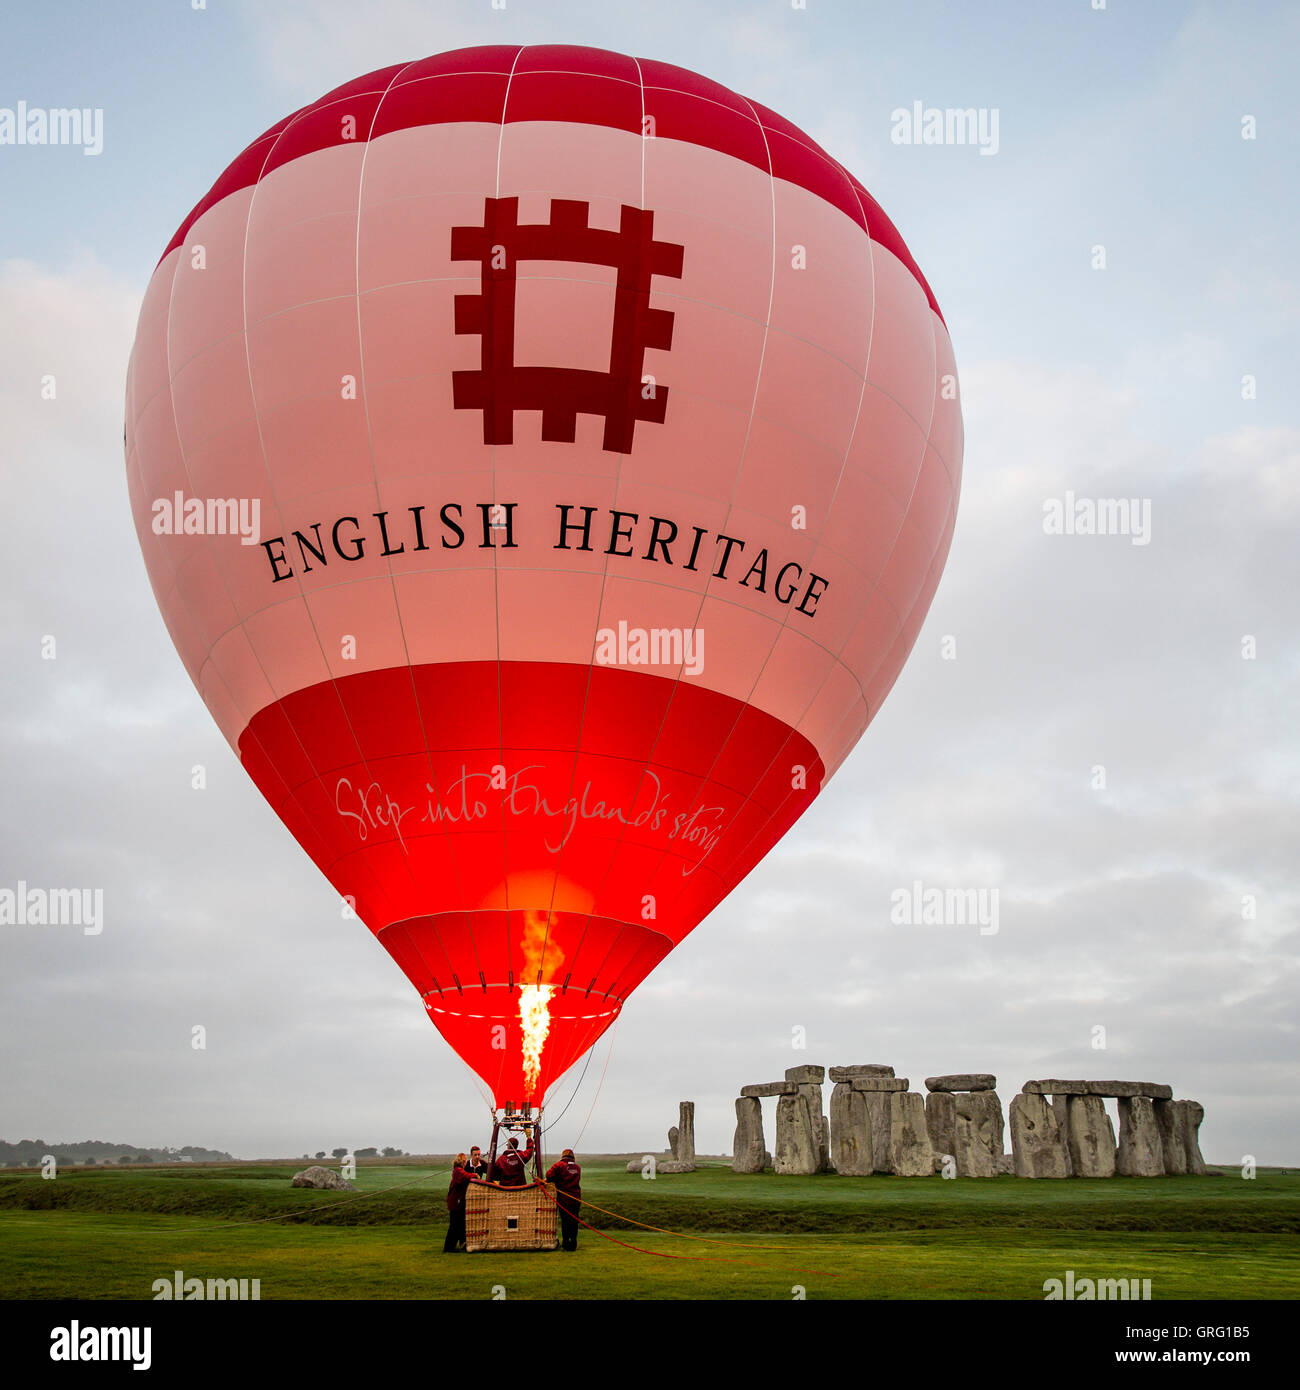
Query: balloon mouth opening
[[423, 982, 621, 1106]]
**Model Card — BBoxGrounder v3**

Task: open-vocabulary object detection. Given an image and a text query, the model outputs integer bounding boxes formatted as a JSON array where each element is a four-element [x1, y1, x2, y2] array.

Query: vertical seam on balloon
[[487, 45, 527, 996], [543, 54, 652, 995], [519, 58, 648, 1005], [561, 95, 786, 962], [350, 61, 485, 985], [233, 73, 425, 930]]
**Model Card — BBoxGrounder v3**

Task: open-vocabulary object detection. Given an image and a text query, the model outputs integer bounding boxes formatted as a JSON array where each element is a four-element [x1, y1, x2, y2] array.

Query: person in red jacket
[[490, 1136, 534, 1187], [444, 1154, 471, 1253], [546, 1148, 583, 1251]]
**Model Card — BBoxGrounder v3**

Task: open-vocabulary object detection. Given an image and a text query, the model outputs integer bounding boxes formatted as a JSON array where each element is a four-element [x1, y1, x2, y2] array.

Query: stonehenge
[[1009, 1093, 1070, 1179], [626, 1100, 697, 1173], [1115, 1096, 1164, 1177], [732, 1096, 766, 1173], [725, 1068, 1208, 1179], [829, 1083, 873, 1175], [889, 1092, 935, 1176], [1064, 1095, 1117, 1178], [786, 1066, 831, 1172], [774, 1092, 819, 1174]]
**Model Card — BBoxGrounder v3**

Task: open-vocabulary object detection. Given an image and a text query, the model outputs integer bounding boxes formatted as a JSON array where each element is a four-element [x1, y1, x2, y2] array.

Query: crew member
[[490, 1135, 534, 1187], [444, 1154, 471, 1253], [546, 1148, 583, 1251], [466, 1145, 489, 1179]]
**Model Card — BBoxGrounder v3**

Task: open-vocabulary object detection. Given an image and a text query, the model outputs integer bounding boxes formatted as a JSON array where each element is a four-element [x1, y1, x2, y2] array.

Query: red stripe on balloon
[[156, 44, 943, 321]]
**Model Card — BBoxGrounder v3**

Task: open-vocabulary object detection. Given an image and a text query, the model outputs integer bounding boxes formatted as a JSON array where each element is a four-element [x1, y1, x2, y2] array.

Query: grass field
[[1, 1159, 1296, 1300]]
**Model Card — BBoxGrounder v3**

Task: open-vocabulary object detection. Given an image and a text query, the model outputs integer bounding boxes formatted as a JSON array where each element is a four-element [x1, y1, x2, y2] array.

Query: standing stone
[[954, 1092, 998, 1177], [829, 1082, 873, 1175], [1115, 1096, 1165, 1177], [1010, 1092, 1069, 1178], [1051, 1096, 1074, 1176], [668, 1126, 679, 1160], [732, 1096, 766, 1173], [864, 1092, 894, 1173], [925, 1092, 957, 1161], [1154, 1100, 1187, 1176], [676, 1102, 696, 1167], [889, 1093, 935, 1177], [1179, 1101, 1207, 1175], [774, 1092, 819, 1175], [1065, 1094, 1117, 1177]]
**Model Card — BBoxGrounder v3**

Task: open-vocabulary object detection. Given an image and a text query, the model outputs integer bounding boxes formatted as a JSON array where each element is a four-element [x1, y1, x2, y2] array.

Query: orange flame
[[518, 910, 562, 1098], [519, 983, 555, 1098]]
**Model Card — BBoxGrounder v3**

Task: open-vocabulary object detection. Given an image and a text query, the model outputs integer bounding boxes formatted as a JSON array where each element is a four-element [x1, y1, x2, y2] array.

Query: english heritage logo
[[451, 196, 685, 453]]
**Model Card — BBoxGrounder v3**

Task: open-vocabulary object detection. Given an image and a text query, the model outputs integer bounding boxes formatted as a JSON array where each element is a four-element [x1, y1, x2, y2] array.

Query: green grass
[[1, 1160, 1296, 1299]]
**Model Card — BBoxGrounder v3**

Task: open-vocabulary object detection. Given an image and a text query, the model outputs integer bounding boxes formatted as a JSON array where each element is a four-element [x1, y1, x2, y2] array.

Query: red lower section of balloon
[[238, 660, 822, 1102]]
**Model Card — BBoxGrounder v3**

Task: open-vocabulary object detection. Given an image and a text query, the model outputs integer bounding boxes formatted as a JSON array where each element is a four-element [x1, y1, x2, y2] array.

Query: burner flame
[[519, 983, 554, 1098]]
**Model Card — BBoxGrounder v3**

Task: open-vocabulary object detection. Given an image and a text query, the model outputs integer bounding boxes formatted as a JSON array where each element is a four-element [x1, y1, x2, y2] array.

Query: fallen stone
[[828, 1065, 895, 1081], [889, 1092, 935, 1177], [675, 1101, 697, 1167], [653, 1160, 696, 1174], [1115, 1096, 1165, 1177], [1023, 1080, 1173, 1100], [925, 1074, 996, 1092], [996, 1154, 1015, 1175], [1009, 1093, 1068, 1178], [829, 1082, 873, 1175], [1052, 1096, 1074, 1176], [926, 1091, 957, 1160], [732, 1096, 766, 1174], [291, 1165, 356, 1191], [1154, 1100, 1187, 1176], [785, 1065, 826, 1084], [1065, 1095, 1116, 1178], [954, 1092, 999, 1177], [740, 1082, 798, 1098], [774, 1093, 819, 1175], [1179, 1100, 1207, 1175], [850, 1077, 909, 1092]]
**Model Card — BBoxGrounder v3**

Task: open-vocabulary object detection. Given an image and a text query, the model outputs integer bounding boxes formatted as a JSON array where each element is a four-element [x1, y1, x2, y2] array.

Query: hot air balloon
[[125, 45, 962, 1117]]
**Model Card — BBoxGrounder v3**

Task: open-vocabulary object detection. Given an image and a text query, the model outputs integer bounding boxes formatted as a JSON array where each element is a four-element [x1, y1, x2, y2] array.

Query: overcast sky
[[1, 0, 1296, 1164]]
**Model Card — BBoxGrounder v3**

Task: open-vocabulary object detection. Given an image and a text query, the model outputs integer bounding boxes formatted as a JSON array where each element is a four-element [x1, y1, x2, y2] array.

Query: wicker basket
[[464, 1182, 558, 1253]]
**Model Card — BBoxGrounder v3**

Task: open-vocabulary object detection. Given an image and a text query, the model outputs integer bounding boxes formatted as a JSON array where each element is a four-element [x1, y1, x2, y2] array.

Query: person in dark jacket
[[490, 1136, 533, 1187], [444, 1154, 471, 1253], [546, 1148, 582, 1251], [466, 1146, 489, 1180]]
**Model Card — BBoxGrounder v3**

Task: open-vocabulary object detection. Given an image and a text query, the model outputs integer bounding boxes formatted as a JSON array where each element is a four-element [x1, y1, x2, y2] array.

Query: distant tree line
[[303, 1147, 405, 1160], [0, 1140, 234, 1166]]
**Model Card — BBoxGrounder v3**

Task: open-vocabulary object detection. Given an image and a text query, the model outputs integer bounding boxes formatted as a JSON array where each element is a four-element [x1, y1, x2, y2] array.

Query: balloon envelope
[[125, 45, 962, 1106]]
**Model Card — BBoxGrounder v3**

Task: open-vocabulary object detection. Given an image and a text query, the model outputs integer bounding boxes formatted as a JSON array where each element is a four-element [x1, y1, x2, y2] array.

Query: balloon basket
[[464, 1181, 558, 1253], [463, 1105, 558, 1253]]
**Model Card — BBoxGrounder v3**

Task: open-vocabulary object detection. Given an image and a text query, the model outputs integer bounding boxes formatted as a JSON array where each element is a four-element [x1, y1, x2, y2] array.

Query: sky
[[1, 0, 1296, 1164]]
